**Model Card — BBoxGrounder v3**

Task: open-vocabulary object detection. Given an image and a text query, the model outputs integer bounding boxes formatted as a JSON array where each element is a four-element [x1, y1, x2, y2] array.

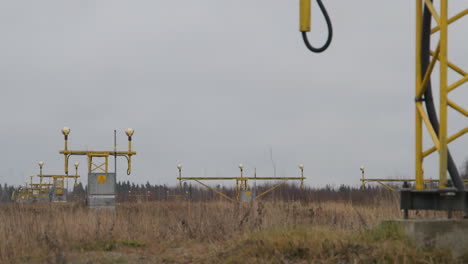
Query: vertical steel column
[[415, 0, 424, 190], [438, 0, 448, 189], [87, 156, 92, 173]]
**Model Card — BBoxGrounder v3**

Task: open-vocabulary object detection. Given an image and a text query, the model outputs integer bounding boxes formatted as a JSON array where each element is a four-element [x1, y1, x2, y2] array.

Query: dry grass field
[[0, 191, 466, 263]]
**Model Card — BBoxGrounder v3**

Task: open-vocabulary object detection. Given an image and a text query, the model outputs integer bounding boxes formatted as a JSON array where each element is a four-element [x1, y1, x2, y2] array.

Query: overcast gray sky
[[0, 1, 466, 188]]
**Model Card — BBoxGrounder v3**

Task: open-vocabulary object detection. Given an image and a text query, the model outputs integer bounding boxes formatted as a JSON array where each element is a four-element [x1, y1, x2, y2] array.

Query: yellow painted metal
[[414, 1, 467, 190], [193, 179, 236, 202], [177, 175, 305, 202], [448, 100, 468, 117], [423, 0, 441, 26], [375, 181, 396, 192], [59, 128, 136, 175], [300, 0, 311, 32], [35, 162, 80, 198], [423, 127, 468, 157], [255, 180, 289, 200], [97, 175, 107, 183], [417, 42, 439, 99], [448, 74, 468, 92], [438, 0, 448, 189], [178, 177, 306, 180], [416, 103, 440, 150], [430, 50, 467, 77], [431, 8, 468, 34], [415, 0, 424, 190]]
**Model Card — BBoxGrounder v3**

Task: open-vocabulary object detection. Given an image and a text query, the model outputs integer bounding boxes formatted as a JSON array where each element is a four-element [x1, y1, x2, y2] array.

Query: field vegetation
[[0, 186, 466, 263]]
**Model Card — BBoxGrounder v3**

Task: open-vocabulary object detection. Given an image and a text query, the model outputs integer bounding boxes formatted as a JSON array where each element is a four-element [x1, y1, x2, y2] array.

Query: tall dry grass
[[0, 192, 462, 263]]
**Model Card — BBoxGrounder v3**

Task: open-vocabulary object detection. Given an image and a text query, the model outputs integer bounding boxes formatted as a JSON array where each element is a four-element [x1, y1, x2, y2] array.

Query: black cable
[[421, 1, 464, 190], [302, 0, 333, 53]]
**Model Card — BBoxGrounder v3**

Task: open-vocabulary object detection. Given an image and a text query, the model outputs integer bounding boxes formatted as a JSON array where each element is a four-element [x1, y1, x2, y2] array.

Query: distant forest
[[1, 181, 394, 203], [1, 160, 466, 203]]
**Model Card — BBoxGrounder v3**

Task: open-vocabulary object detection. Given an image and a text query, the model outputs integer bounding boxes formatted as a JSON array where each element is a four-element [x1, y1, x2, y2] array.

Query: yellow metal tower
[[414, 1, 468, 189]]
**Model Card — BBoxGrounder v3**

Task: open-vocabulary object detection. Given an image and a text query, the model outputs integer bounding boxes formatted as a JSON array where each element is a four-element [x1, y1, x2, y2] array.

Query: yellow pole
[[360, 166, 366, 190], [62, 127, 70, 175], [105, 156, 109, 173], [415, 0, 424, 190], [236, 180, 239, 201], [299, 164, 305, 189], [438, 0, 448, 189], [177, 165, 182, 188], [87, 156, 92, 173], [301, 168, 304, 189], [125, 128, 134, 174], [300, 0, 311, 32], [38, 161, 44, 186], [74, 162, 79, 186]]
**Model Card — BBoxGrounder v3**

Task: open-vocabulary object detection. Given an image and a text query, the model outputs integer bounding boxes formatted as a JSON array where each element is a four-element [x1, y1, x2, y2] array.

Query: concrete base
[[385, 219, 468, 257]]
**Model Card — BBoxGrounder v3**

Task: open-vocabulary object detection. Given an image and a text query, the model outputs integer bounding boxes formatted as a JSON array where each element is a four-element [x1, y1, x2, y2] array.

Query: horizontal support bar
[[60, 150, 136, 156], [37, 174, 79, 178], [178, 177, 305, 181]]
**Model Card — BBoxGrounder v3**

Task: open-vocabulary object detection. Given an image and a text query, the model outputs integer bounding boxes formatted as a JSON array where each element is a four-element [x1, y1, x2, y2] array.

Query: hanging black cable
[[302, 0, 333, 53], [420, 0, 464, 190]]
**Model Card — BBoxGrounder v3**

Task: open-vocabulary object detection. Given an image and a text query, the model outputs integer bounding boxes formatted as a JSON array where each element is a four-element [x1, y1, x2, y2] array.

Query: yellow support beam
[[429, 50, 467, 77], [448, 100, 468, 117], [255, 180, 290, 200], [423, 0, 441, 26], [415, 0, 424, 190], [59, 127, 136, 175], [299, 0, 311, 32], [438, 0, 448, 188], [423, 127, 468, 157], [448, 74, 468, 92], [414, 1, 467, 190], [177, 165, 306, 202], [417, 42, 439, 99], [193, 180, 236, 202], [416, 103, 440, 150], [431, 8, 468, 34]]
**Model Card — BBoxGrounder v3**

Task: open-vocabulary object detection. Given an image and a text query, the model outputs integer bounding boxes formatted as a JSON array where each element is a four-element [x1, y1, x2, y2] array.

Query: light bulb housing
[[61, 127, 70, 136], [125, 128, 134, 137]]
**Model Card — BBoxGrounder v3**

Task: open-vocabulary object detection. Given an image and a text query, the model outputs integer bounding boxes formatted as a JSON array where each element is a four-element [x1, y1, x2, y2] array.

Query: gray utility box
[[51, 188, 67, 202], [88, 173, 116, 209], [37, 193, 50, 203], [240, 190, 255, 202]]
